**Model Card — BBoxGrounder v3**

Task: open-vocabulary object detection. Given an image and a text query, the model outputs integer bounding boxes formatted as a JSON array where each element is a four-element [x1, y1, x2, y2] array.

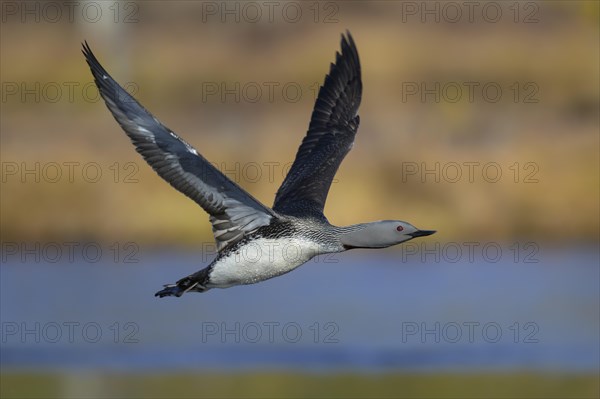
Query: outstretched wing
[[82, 42, 274, 251], [273, 32, 362, 218]]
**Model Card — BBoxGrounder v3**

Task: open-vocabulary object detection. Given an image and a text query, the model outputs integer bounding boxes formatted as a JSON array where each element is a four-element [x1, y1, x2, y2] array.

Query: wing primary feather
[[82, 42, 275, 252], [273, 32, 362, 218]]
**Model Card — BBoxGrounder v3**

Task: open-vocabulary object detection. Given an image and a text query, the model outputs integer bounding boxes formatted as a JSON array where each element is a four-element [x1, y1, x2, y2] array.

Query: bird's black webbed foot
[[155, 275, 207, 298], [155, 284, 185, 298]]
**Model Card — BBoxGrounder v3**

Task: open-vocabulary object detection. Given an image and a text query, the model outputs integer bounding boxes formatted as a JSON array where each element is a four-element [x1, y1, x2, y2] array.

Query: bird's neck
[[336, 222, 390, 249]]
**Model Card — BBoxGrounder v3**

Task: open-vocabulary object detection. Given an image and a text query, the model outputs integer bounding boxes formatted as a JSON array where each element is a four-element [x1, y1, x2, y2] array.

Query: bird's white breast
[[208, 237, 324, 287]]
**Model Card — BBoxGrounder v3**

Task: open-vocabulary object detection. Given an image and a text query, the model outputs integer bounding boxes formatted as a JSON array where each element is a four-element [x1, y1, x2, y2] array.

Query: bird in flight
[[83, 32, 435, 297]]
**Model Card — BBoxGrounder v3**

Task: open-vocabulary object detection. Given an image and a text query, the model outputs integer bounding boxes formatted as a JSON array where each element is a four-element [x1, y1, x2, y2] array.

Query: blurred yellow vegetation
[[1, 372, 599, 399], [1, 2, 598, 246]]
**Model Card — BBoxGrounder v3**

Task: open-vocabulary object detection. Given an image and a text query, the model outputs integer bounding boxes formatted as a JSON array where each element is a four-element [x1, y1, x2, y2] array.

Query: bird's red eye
[[396, 225, 404, 231]]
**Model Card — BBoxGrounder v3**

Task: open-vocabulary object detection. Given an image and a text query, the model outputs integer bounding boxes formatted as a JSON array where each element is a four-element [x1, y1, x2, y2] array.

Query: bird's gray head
[[340, 220, 436, 249]]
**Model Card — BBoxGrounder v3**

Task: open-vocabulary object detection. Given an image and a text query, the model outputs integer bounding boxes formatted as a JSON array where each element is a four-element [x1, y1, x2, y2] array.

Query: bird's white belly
[[208, 237, 324, 287]]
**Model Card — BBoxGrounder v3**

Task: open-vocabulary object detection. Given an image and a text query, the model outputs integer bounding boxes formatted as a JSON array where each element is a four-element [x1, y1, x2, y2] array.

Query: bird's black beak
[[409, 230, 436, 238]]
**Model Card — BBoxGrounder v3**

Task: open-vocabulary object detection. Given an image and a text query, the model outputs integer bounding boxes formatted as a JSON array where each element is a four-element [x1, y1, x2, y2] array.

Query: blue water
[[1, 245, 598, 372]]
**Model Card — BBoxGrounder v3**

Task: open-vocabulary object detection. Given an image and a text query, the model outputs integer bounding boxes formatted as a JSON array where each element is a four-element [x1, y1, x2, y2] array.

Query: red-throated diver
[[82, 32, 435, 297]]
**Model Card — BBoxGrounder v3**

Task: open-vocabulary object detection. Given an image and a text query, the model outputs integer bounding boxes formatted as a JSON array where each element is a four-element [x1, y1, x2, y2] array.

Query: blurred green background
[[1, 1, 599, 398]]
